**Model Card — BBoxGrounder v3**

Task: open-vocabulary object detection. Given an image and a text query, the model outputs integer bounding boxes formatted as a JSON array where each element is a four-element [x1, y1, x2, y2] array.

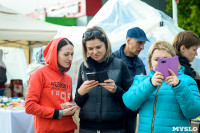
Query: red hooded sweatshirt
[[25, 37, 77, 133]]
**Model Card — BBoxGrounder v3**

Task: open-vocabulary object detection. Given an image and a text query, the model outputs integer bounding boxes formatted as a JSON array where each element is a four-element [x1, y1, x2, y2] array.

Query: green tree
[[166, 0, 200, 36]]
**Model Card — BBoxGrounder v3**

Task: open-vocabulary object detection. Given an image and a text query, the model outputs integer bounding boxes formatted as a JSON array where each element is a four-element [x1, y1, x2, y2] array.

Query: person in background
[[25, 38, 78, 133], [113, 27, 149, 133], [172, 31, 200, 79], [35, 46, 46, 65], [0, 49, 7, 96], [75, 26, 132, 133], [123, 41, 200, 133], [26, 46, 46, 77]]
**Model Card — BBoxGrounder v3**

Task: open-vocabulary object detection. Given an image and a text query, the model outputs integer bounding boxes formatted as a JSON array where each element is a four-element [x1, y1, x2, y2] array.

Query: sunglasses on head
[[83, 29, 102, 39]]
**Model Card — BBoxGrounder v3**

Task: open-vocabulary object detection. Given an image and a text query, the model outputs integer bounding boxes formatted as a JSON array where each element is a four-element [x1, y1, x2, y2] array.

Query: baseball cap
[[126, 27, 150, 42]]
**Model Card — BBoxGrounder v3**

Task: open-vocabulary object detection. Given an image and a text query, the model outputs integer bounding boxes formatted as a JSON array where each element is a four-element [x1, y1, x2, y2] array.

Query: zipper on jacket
[[100, 85, 102, 123], [151, 85, 161, 133]]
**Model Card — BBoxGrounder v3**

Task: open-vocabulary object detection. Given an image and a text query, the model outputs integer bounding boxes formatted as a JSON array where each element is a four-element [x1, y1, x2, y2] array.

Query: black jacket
[[75, 56, 132, 130]]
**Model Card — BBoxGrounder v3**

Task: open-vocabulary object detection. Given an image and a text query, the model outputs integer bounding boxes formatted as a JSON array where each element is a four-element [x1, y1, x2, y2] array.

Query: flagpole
[[172, 0, 178, 26]]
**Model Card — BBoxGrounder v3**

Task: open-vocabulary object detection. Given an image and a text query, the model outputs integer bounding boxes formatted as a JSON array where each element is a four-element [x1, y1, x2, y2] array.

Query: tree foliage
[[166, 0, 200, 36]]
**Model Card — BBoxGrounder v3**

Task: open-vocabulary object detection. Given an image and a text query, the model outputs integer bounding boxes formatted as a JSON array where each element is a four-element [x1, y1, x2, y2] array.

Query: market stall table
[[0, 97, 34, 133], [0, 110, 34, 133]]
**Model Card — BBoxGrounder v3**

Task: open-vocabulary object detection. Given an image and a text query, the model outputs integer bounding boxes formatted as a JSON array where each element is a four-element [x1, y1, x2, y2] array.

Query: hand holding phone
[[100, 79, 117, 93], [165, 68, 180, 86], [151, 71, 164, 86], [78, 80, 99, 95]]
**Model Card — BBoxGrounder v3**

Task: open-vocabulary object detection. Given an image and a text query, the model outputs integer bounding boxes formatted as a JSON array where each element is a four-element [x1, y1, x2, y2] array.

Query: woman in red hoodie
[[25, 38, 78, 133]]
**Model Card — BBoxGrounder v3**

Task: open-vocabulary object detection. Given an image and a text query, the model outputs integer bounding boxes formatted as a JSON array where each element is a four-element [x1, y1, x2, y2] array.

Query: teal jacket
[[123, 67, 200, 133]]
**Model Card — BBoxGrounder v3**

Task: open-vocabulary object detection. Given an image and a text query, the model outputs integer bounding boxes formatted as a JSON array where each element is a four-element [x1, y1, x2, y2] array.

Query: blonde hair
[[148, 41, 177, 71], [82, 26, 112, 68]]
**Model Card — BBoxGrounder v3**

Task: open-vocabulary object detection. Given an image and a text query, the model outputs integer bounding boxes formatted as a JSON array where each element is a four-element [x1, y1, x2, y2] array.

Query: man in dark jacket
[[113, 27, 149, 133]]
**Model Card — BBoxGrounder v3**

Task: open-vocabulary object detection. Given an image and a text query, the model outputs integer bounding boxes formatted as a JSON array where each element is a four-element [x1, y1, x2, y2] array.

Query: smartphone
[[86, 72, 97, 81], [66, 102, 76, 106], [96, 71, 109, 83], [156, 56, 179, 79], [86, 71, 109, 83]]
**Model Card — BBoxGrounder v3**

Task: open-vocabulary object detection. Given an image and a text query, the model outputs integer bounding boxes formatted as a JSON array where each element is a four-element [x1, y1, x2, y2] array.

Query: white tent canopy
[[0, 4, 86, 86], [0, 4, 61, 41], [0, 4, 61, 85]]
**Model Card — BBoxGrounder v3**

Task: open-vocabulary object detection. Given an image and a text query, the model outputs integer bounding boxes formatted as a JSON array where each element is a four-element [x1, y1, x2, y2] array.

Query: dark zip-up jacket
[[75, 56, 132, 130], [113, 44, 146, 78]]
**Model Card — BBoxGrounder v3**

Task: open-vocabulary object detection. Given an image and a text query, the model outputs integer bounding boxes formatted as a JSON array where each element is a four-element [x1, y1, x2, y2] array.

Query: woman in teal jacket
[[123, 41, 200, 133]]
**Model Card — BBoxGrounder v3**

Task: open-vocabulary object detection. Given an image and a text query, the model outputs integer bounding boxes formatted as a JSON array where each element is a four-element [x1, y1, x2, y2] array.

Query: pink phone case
[[154, 56, 179, 79]]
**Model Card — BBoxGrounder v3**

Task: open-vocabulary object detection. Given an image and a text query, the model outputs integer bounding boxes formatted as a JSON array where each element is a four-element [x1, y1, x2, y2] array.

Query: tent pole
[[28, 41, 31, 64], [172, 0, 178, 26]]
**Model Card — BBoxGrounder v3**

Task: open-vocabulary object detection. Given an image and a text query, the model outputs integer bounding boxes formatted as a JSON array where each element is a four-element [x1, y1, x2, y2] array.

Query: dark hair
[[57, 38, 74, 52], [172, 31, 200, 54]]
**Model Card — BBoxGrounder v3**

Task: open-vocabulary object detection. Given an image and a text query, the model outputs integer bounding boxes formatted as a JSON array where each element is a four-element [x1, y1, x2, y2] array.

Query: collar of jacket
[[58, 64, 67, 72], [86, 55, 114, 70], [119, 44, 143, 68], [177, 54, 191, 67]]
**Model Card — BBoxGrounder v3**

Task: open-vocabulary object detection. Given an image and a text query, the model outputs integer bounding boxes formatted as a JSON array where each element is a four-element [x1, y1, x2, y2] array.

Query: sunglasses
[[83, 29, 102, 39]]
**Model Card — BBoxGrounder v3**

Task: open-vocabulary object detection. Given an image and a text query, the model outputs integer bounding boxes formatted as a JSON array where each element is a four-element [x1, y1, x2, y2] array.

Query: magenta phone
[[155, 56, 179, 79]]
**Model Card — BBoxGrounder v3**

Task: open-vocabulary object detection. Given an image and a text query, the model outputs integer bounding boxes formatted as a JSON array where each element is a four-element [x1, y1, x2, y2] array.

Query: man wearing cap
[[113, 27, 149, 133]]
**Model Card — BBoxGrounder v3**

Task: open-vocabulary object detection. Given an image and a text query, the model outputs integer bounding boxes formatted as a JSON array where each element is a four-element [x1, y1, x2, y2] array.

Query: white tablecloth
[[0, 110, 34, 133]]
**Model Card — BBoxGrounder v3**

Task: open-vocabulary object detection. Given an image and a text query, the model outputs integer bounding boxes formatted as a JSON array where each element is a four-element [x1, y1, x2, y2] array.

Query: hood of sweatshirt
[[43, 37, 71, 73]]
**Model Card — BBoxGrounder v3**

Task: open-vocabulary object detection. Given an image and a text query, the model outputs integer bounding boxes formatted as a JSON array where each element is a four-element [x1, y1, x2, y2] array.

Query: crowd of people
[[24, 26, 200, 133]]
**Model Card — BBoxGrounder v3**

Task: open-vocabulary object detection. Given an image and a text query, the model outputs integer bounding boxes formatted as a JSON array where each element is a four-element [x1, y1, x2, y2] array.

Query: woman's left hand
[[165, 69, 179, 86], [60, 102, 77, 110], [62, 106, 78, 116], [100, 79, 117, 93]]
